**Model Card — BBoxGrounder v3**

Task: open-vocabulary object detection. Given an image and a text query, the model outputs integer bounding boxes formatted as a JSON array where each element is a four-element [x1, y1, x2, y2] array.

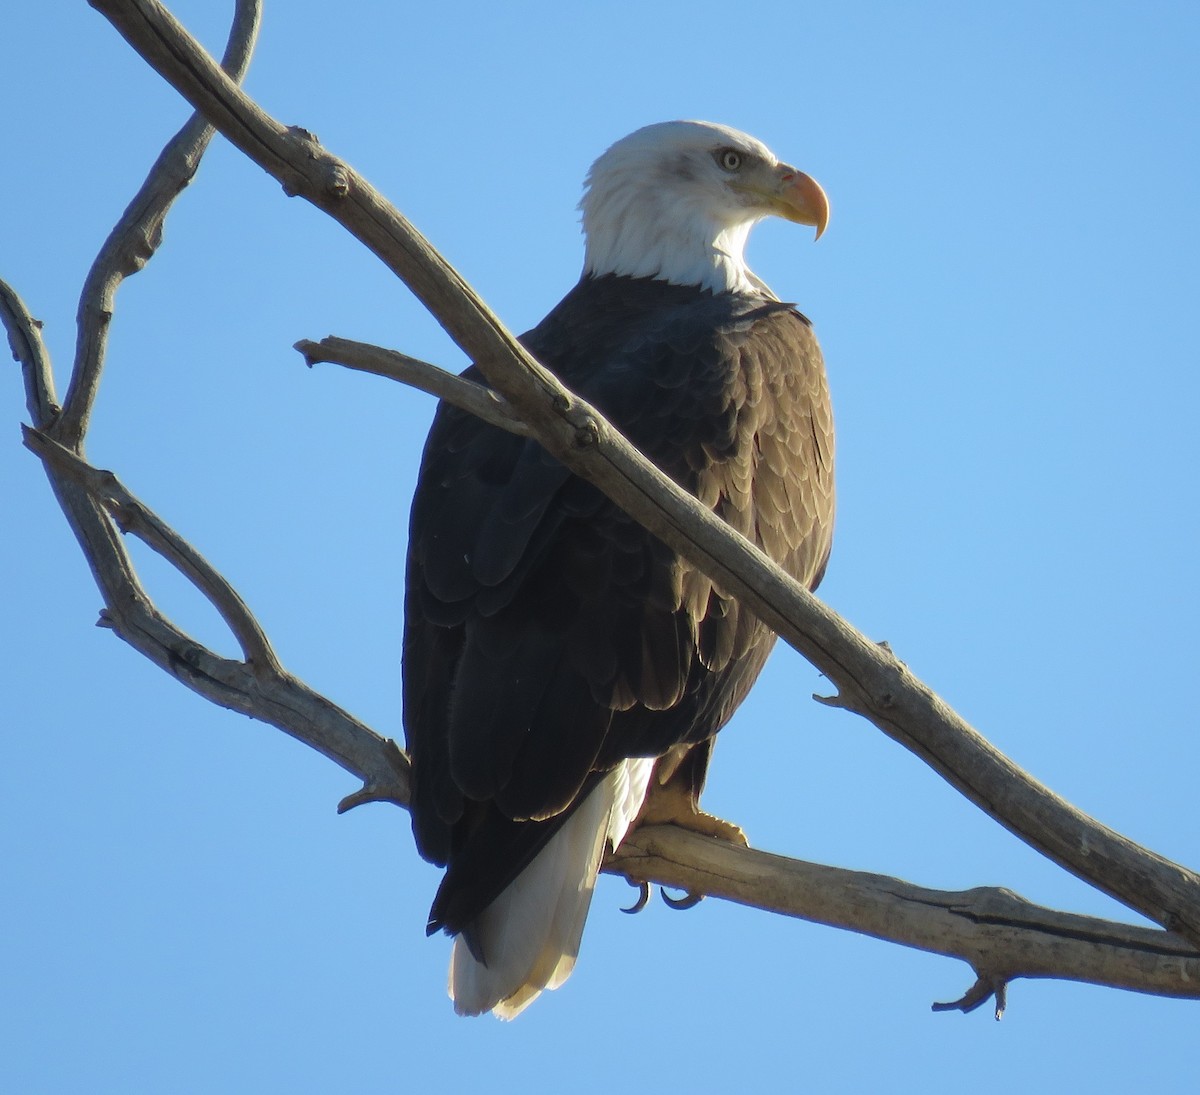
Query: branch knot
[[573, 415, 600, 447]]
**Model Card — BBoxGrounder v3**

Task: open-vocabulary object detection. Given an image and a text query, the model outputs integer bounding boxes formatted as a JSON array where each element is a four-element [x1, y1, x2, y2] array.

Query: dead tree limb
[[295, 336, 529, 437], [3, 0, 1195, 1010], [610, 825, 1200, 1008], [85, 0, 1200, 956], [3, 0, 411, 806]]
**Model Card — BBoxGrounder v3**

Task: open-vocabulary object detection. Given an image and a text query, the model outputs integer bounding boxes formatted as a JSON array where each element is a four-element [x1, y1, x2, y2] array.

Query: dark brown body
[[403, 273, 835, 940]]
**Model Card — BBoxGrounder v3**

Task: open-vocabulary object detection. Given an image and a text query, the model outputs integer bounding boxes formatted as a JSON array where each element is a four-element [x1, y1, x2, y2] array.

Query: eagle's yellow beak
[[773, 166, 830, 240]]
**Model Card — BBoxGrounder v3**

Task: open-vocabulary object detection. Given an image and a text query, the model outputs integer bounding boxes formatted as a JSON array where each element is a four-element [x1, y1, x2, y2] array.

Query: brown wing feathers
[[404, 274, 834, 937]]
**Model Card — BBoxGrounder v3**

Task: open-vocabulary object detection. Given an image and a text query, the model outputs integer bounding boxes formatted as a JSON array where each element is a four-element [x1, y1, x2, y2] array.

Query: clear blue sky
[[4, 2, 1199, 1091]]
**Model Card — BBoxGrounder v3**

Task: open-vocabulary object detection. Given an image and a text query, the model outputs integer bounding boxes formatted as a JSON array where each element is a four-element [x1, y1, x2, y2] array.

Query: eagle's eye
[[717, 149, 743, 172]]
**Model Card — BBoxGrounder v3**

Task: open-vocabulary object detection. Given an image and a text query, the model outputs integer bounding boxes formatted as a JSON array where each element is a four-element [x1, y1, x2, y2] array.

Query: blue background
[[3, 3, 1198, 1091]]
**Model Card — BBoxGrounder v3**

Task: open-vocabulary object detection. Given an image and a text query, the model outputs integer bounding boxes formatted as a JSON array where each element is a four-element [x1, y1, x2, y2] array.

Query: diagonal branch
[[5, 285, 410, 801], [12, 3, 264, 695], [1, 278, 59, 427], [4, 0, 409, 804], [9, 248, 1199, 1008], [301, 338, 1200, 994], [24, 426, 281, 671], [83, 0, 1200, 952], [2, 0, 1188, 1012]]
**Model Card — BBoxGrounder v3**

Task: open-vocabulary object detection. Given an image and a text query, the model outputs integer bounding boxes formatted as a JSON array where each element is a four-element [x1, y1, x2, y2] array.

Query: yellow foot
[[636, 780, 748, 846]]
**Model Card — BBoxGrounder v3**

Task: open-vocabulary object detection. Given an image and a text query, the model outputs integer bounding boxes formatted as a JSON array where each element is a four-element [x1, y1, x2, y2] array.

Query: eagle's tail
[[448, 757, 654, 1019]]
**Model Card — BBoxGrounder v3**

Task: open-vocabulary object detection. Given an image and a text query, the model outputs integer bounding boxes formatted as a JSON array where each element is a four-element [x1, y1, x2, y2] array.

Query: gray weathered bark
[[3, 0, 1198, 1016]]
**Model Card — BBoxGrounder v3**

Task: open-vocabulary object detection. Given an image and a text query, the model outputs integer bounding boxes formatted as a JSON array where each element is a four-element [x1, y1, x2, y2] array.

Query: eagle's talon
[[621, 879, 651, 914], [661, 888, 704, 911]]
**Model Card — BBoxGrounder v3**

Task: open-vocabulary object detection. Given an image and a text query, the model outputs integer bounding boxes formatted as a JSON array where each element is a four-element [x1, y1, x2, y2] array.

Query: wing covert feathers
[[405, 274, 835, 1015]]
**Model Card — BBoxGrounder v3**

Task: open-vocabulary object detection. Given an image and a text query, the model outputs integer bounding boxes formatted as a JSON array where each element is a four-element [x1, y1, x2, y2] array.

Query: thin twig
[[295, 336, 529, 437], [1, 277, 59, 428], [933, 973, 1009, 1020], [55, 0, 261, 452]]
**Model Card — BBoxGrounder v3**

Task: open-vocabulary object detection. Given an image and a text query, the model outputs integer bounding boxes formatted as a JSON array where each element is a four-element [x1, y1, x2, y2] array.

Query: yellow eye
[[718, 149, 742, 172]]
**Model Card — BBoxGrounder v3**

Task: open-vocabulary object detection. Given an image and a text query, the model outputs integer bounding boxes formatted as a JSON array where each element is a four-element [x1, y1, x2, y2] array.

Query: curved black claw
[[621, 879, 651, 914], [660, 888, 704, 911]]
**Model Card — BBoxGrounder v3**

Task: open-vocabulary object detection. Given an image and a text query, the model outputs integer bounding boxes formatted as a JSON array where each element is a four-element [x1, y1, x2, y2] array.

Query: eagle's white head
[[580, 120, 829, 296]]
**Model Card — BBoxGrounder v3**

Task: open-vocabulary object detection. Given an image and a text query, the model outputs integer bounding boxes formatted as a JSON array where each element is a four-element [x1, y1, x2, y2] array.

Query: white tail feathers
[[448, 757, 654, 1019]]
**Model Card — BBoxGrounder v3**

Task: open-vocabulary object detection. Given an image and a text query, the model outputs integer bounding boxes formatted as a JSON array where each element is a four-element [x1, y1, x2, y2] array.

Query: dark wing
[[403, 274, 834, 934]]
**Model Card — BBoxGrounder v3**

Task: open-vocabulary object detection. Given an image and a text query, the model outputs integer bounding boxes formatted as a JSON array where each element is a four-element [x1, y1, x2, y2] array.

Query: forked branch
[[2, 0, 1196, 1013], [6, 0, 409, 805], [85, 0, 1200, 955]]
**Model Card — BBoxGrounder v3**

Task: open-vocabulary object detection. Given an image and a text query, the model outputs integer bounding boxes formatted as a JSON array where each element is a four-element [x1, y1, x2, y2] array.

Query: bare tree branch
[[6, 0, 407, 798], [5, 299, 409, 801], [1, 279, 58, 426], [933, 975, 1008, 1021], [56, 0, 262, 452], [84, 0, 1200, 959], [24, 426, 281, 670], [2, 0, 1192, 1011], [86, 0, 1200, 957], [610, 826, 1200, 1006], [295, 336, 529, 437], [10, 277, 1192, 1010], [6, 0, 407, 797], [288, 334, 1200, 1007]]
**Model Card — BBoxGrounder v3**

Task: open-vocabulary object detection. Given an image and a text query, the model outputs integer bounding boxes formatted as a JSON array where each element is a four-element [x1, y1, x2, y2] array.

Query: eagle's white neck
[[580, 182, 768, 296]]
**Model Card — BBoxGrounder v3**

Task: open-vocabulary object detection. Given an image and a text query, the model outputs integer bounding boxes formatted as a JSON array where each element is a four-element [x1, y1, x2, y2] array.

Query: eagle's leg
[[635, 741, 748, 846]]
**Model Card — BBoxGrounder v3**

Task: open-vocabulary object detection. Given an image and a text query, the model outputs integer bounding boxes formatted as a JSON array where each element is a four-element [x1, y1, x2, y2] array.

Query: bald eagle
[[404, 121, 834, 1017]]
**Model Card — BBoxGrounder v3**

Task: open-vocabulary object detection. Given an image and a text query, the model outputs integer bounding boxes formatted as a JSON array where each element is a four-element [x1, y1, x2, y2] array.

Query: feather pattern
[[403, 122, 835, 1016], [448, 758, 654, 1018]]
